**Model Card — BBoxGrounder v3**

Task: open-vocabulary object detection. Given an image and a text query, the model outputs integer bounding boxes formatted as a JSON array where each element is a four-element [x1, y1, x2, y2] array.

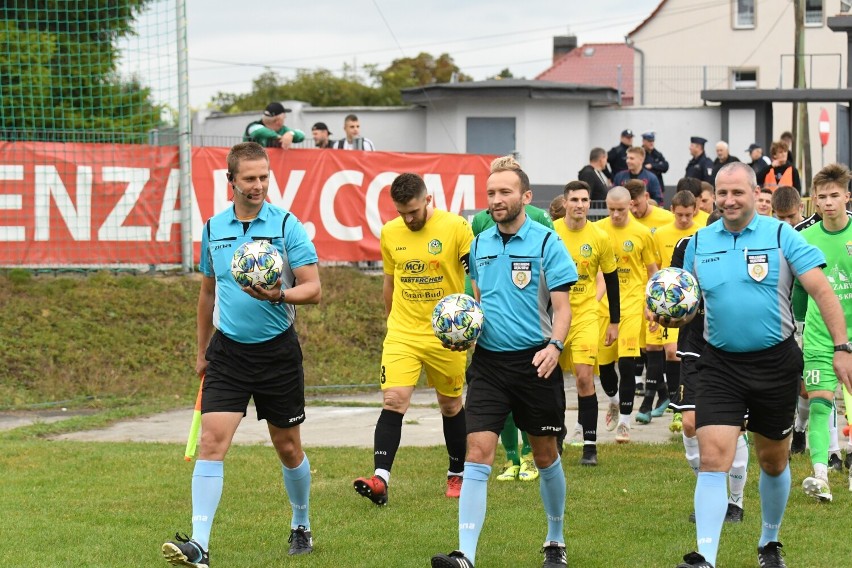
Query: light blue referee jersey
[[470, 216, 578, 352], [200, 201, 318, 343], [683, 213, 824, 353]]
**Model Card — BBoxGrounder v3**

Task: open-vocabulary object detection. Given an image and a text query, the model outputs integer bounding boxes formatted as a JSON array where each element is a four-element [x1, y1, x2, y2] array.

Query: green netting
[[0, 1, 178, 144]]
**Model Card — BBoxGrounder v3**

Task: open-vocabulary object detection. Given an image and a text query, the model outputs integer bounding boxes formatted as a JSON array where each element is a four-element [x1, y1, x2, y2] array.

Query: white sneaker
[[615, 422, 630, 443], [569, 425, 583, 447], [605, 404, 619, 432], [803, 475, 832, 502]]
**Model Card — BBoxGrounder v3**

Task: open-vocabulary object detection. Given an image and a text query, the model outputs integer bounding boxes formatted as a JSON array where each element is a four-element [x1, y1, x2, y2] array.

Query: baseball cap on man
[[263, 102, 291, 116], [621, 129, 634, 138], [641, 132, 655, 141], [312, 122, 332, 134], [746, 143, 762, 152]]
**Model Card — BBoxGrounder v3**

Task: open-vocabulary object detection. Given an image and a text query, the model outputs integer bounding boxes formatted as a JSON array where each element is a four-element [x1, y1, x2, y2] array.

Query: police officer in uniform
[[684, 136, 714, 185], [641, 132, 669, 189]]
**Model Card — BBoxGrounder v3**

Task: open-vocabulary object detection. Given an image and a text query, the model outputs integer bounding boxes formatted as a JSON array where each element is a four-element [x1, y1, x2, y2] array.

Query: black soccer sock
[[578, 394, 598, 444], [618, 357, 636, 415], [665, 360, 681, 401], [634, 354, 646, 378], [599, 363, 619, 397], [373, 409, 404, 473], [641, 351, 665, 413], [442, 407, 467, 475]]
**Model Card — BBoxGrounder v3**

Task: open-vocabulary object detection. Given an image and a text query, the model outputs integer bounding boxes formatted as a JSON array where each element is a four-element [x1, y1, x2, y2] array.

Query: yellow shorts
[[645, 320, 679, 346], [380, 335, 466, 397], [598, 310, 642, 365], [559, 313, 599, 373]]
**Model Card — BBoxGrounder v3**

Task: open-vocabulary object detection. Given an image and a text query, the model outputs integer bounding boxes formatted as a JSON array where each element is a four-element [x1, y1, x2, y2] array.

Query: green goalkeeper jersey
[[794, 218, 852, 357]]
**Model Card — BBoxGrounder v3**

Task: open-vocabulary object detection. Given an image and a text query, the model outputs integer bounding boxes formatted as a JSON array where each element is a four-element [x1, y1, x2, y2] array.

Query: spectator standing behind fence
[[747, 143, 771, 175], [756, 141, 801, 192], [711, 141, 740, 180], [578, 147, 610, 202], [311, 122, 335, 149], [606, 129, 634, 180], [613, 146, 663, 204], [335, 114, 375, 151], [641, 132, 669, 189], [684, 136, 714, 185], [243, 103, 305, 149]]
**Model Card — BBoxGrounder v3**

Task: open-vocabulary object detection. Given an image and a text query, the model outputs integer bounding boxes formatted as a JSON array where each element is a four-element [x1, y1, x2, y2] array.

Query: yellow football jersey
[[694, 209, 710, 227], [595, 217, 657, 316], [634, 206, 673, 265], [381, 209, 473, 337], [553, 219, 617, 316], [653, 221, 699, 269]]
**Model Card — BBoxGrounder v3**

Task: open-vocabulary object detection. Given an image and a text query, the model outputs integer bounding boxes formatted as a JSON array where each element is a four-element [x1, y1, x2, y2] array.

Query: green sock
[[808, 397, 833, 467], [500, 414, 520, 465], [520, 429, 532, 456]]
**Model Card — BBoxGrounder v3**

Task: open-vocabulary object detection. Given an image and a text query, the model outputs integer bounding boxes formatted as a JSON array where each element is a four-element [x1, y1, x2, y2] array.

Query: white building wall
[[588, 107, 722, 184], [192, 102, 426, 152], [630, 0, 849, 178]]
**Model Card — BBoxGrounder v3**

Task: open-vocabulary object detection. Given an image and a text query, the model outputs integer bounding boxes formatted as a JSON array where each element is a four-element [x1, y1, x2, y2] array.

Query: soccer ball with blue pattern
[[432, 293, 485, 347], [645, 267, 701, 319], [230, 241, 284, 289]]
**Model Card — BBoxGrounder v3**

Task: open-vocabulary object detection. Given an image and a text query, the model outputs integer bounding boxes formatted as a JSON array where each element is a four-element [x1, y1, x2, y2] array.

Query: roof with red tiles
[[536, 43, 635, 102]]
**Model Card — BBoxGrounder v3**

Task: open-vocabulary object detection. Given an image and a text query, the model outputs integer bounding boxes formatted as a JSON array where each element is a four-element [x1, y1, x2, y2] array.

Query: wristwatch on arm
[[833, 342, 852, 353], [548, 339, 564, 352], [270, 288, 285, 305]]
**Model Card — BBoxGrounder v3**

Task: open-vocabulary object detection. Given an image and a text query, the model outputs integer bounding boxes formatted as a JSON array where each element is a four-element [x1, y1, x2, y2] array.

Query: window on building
[[733, 0, 755, 29], [842, 0, 852, 13], [732, 69, 758, 89], [805, 0, 823, 26]]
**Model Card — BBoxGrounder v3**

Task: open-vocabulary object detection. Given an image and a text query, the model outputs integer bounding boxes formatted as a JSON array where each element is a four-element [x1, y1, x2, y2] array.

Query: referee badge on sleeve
[[512, 261, 532, 289], [747, 254, 768, 282]]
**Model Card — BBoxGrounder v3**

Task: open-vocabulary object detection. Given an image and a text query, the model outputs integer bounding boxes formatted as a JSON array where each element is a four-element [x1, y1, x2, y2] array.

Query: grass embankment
[[0, 266, 385, 411]]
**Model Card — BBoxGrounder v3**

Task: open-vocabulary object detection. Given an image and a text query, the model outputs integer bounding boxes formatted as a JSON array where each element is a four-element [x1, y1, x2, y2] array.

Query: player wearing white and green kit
[[793, 163, 852, 502]]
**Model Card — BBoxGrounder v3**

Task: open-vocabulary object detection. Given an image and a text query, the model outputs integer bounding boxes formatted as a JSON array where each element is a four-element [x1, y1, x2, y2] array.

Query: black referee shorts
[[203, 327, 306, 429], [695, 336, 801, 440], [671, 354, 698, 412], [464, 344, 566, 437]]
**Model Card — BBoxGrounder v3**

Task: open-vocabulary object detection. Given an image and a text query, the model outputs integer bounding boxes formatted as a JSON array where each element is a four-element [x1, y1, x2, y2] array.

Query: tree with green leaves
[[211, 52, 471, 112], [0, 1, 164, 143]]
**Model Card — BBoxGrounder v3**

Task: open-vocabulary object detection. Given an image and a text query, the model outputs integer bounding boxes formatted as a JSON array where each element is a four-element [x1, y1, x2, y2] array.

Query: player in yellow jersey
[[624, 179, 673, 398], [636, 191, 701, 427], [354, 173, 473, 506], [595, 186, 658, 443], [553, 181, 620, 465]]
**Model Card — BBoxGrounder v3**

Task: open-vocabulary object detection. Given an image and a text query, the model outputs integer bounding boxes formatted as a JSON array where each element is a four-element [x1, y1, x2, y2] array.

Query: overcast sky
[[122, 0, 661, 109]]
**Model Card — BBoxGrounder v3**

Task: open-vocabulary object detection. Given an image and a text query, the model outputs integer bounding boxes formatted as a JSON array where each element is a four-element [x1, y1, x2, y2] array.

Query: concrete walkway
[[4, 377, 680, 447]]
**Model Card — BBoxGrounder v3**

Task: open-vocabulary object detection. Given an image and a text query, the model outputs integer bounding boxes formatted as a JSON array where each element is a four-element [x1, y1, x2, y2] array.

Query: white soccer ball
[[230, 241, 284, 289], [432, 293, 485, 347], [645, 267, 701, 319]]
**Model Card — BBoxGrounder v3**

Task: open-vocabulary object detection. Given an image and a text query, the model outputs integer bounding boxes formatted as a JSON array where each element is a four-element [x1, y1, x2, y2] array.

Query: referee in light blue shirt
[[432, 157, 577, 568], [660, 162, 852, 568], [161, 142, 321, 566]]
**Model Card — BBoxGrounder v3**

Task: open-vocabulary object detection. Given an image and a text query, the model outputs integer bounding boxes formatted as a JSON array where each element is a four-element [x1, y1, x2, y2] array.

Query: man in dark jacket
[[606, 129, 634, 180], [578, 147, 610, 202], [641, 132, 669, 188], [684, 136, 714, 184]]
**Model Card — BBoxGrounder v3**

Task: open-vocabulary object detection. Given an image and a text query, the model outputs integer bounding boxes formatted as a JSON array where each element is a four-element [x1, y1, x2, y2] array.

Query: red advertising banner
[[0, 142, 493, 266]]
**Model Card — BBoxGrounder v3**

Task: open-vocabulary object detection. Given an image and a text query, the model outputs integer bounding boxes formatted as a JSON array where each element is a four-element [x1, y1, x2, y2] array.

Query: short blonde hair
[[489, 155, 530, 192]]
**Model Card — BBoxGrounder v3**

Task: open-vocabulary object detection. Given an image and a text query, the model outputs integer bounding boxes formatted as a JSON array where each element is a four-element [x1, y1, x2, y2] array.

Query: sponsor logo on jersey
[[403, 259, 426, 274]]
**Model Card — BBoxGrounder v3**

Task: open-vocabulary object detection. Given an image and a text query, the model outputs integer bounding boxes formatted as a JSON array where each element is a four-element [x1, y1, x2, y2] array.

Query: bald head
[[606, 186, 630, 203]]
